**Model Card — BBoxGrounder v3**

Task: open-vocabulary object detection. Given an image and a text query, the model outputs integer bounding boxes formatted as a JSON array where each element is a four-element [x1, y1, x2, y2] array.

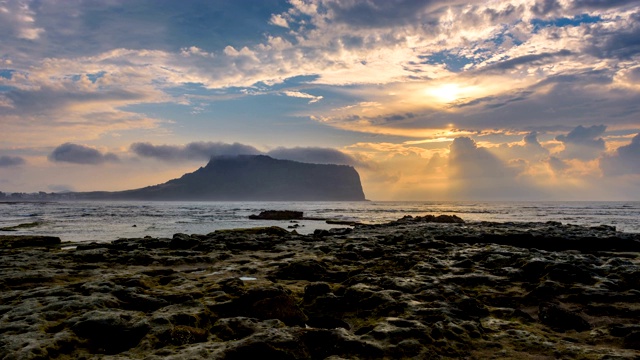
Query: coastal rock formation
[[78, 155, 366, 201], [1, 218, 639, 358], [249, 211, 304, 220]]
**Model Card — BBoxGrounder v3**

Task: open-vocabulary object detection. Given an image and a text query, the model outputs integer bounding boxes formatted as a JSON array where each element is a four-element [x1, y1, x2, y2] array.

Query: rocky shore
[[1, 215, 639, 359]]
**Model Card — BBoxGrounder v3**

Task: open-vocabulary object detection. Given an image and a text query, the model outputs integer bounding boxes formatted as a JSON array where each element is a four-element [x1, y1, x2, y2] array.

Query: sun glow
[[428, 83, 463, 103]]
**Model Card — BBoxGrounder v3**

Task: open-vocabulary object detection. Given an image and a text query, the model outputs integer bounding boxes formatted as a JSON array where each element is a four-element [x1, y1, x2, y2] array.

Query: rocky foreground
[[1, 215, 640, 359]]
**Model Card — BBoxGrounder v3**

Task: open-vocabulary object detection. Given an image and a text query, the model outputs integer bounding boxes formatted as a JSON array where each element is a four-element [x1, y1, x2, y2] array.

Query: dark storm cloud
[[49, 143, 119, 164], [600, 133, 640, 176], [130, 142, 261, 161], [555, 125, 607, 160], [0, 156, 26, 167], [266, 147, 361, 166]]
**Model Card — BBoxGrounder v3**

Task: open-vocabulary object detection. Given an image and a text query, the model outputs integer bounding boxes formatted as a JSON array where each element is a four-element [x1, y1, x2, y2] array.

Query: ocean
[[1, 200, 639, 243]]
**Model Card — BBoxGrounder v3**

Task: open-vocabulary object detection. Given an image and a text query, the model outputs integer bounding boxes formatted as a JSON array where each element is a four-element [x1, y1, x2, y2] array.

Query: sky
[[1, 0, 640, 201]]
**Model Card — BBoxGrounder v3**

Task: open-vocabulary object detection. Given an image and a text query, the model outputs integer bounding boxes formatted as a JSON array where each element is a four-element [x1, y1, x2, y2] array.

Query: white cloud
[[282, 91, 323, 103], [269, 14, 289, 28]]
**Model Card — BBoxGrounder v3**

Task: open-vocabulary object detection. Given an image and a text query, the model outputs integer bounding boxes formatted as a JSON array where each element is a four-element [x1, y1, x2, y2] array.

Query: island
[[72, 155, 366, 201]]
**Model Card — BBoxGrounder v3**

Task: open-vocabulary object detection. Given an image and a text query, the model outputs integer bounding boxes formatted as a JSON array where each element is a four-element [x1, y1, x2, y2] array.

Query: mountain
[[78, 155, 366, 201]]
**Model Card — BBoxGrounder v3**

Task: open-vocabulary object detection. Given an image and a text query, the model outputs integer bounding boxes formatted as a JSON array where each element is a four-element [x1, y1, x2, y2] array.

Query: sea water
[[1, 201, 639, 242]]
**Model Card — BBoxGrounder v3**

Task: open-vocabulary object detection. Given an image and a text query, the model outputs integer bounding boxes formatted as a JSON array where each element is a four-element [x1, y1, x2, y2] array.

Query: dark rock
[[0, 235, 61, 248], [274, 259, 329, 281], [538, 302, 591, 332], [170, 233, 201, 249], [213, 317, 286, 341], [304, 282, 332, 303], [164, 325, 208, 345], [546, 262, 596, 284], [249, 210, 303, 220], [113, 289, 169, 312], [250, 294, 307, 326], [70, 310, 150, 354], [623, 331, 640, 350], [609, 324, 640, 337]]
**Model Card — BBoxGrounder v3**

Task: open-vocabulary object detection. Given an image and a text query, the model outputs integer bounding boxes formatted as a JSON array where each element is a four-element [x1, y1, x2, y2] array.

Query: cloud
[[555, 125, 607, 160], [571, 0, 640, 10], [0, 1, 44, 40], [600, 133, 640, 175], [449, 137, 515, 179], [131, 142, 262, 161], [0, 155, 26, 167], [478, 50, 573, 73], [583, 10, 640, 60], [494, 132, 550, 161], [548, 156, 570, 173], [266, 147, 361, 166], [269, 14, 289, 28], [282, 91, 323, 103], [130, 141, 362, 167], [48, 143, 119, 165]]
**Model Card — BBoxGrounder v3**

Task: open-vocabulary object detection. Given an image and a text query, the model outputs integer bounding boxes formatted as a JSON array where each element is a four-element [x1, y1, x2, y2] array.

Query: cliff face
[[108, 155, 366, 201]]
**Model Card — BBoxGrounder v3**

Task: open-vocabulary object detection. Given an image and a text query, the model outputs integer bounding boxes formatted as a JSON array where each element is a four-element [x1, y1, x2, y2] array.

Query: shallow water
[[1, 200, 638, 242]]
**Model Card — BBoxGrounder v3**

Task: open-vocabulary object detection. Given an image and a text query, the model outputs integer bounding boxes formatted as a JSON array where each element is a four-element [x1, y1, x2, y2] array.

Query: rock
[[170, 233, 201, 249], [212, 317, 285, 341], [274, 259, 329, 281], [1, 216, 639, 358], [0, 235, 61, 248], [215, 226, 291, 237], [249, 210, 304, 220], [538, 302, 591, 332], [69, 310, 150, 354], [303, 282, 332, 303], [623, 331, 640, 350], [163, 325, 208, 345], [250, 294, 307, 326]]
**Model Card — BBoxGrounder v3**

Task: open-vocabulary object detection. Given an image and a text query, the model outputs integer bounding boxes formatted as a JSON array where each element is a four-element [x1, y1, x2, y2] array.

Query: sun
[[428, 83, 462, 103]]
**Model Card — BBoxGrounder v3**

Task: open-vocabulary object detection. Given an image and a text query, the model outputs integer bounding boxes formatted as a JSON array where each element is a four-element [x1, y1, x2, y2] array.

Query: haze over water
[[1, 201, 639, 243]]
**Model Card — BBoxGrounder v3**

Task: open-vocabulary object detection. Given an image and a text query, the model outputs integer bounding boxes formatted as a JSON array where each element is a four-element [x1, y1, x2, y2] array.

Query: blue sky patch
[[531, 14, 602, 33], [422, 51, 475, 72]]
